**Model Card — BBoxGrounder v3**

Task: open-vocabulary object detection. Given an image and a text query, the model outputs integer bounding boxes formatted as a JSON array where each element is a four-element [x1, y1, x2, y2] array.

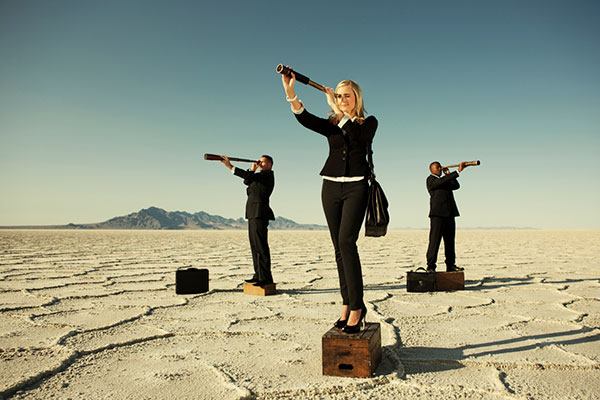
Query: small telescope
[[204, 153, 257, 163], [276, 64, 326, 92], [441, 160, 481, 169]]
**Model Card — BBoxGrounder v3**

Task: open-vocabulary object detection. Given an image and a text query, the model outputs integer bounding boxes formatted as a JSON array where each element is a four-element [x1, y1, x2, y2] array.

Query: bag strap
[[367, 141, 375, 181]]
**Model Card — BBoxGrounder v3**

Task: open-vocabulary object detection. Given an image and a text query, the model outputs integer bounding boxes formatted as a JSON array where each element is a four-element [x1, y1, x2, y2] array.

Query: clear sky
[[1, 0, 599, 229]]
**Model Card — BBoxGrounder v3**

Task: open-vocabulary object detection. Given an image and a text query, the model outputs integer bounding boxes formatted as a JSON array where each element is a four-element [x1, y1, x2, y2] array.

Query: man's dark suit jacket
[[233, 167, 275, 220], [427, 171, 460, 218]]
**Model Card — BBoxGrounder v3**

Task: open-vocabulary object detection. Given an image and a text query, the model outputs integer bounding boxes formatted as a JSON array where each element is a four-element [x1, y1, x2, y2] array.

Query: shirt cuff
[[230, 166, 235, 173], [291, 101, 304, 115]]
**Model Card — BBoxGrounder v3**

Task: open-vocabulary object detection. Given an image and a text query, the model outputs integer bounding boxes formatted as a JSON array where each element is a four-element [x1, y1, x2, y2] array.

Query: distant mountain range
[[1, 207, 327, 230], [0, 207, 540, 230]]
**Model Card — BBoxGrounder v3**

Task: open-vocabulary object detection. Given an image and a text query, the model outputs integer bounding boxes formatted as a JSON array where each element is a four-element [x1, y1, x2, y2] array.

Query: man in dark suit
[[221, 155, 275, 286], [426, 161, 466, 272]]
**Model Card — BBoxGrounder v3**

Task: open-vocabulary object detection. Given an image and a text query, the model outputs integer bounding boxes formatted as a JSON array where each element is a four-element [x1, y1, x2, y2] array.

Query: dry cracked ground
[[1, 229, 599, 399]]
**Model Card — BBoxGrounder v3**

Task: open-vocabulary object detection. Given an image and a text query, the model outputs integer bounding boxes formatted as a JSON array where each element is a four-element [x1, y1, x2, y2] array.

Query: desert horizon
[[0, 205, 555, 231]]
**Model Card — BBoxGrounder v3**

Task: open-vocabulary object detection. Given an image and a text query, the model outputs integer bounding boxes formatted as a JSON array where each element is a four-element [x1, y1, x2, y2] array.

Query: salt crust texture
[[0, 229, 599, 399]]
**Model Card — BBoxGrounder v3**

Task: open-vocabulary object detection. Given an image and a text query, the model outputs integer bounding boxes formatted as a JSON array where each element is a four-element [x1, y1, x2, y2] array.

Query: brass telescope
[[276, 64, 326, 92], [441, 160, 481, 169], [204, 153, 257, 163]]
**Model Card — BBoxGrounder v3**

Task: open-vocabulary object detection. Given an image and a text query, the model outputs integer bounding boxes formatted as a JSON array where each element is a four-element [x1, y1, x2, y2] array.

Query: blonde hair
[[328, 80, 367, 124]]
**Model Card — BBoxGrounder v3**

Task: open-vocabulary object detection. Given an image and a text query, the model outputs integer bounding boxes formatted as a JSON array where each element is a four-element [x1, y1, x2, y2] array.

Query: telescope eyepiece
[[276, 64, 292, 76]]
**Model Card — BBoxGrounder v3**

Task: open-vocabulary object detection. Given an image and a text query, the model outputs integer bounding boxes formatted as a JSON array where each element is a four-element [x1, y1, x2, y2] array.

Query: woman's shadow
[[376, 327, 599, 377]]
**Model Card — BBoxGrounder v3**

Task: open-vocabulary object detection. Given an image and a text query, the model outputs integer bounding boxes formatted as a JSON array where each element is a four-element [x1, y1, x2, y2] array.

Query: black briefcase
[[176, 268, 209, 294], [406, 268, 435, 292]]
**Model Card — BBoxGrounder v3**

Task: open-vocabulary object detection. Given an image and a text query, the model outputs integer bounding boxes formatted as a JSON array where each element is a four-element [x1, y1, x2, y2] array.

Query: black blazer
[[295, 109, 377, 177], [234, 167, 275, 220], [427, 172, 460, 218]]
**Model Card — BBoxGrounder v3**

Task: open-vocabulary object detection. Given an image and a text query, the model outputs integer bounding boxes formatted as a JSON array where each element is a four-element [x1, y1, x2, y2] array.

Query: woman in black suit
[[281, 69, 377, 333]]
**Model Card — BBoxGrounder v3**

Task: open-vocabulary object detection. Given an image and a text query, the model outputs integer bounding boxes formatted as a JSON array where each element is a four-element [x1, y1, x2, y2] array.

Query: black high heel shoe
[[333, 318, 348, 329], [334, 307, 350, 329], [342, 305, 367, 334]]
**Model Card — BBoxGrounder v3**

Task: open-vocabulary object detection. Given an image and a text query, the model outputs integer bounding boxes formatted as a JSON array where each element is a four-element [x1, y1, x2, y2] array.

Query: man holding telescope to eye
[[220, 155, 275, 286], [426, 161, 467, 273]]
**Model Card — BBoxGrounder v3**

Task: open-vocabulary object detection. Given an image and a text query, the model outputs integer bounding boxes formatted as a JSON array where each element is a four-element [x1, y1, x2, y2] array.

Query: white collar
[[337, 114, 357, 128]]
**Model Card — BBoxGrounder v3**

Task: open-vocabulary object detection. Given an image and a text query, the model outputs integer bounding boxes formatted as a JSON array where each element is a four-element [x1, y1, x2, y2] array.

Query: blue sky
[[1, 0, 598, 228]]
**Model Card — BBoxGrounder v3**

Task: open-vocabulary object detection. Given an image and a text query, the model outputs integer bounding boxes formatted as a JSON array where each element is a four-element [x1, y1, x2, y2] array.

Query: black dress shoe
[[245, 277, 258, 283], [426, 268, 436, 273], [446, 265, 464, 272], [342, 305, 367, 334], [253, 280, 274, 287]]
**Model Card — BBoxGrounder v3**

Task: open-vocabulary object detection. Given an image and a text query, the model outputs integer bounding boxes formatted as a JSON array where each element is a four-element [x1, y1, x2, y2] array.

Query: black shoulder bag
[[365, 141, 390, 237]]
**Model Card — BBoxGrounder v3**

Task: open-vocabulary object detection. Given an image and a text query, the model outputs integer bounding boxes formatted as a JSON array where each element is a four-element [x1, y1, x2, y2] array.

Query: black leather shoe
[[253, 280, 274, 287], [446, 265, 464, 272], [334, 307, 350, 329], [342, 305, 367, 334], [334, 319, 348, 329], [426, 268, 436, 273], [245, 277, 258, 283]]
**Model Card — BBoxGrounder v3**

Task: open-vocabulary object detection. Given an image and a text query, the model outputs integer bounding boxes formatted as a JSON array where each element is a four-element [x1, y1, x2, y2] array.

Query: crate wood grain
[[322, 322, 381, 378], [243, 282, 276, 296], [435, 271, 464, 291]]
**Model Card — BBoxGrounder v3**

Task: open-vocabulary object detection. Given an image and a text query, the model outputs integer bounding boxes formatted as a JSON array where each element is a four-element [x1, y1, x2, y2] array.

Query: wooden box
[[175, 268, 209, 294], [435, 271, 464, 291], [243, 282, 276, 296], [322, 322, 381, 378]]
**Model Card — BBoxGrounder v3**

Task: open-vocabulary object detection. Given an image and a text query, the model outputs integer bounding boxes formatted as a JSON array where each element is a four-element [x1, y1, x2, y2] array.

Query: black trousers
[[426, 216, 456, 271], [321, 179, 368, 310], [248, 218, 272, 282]]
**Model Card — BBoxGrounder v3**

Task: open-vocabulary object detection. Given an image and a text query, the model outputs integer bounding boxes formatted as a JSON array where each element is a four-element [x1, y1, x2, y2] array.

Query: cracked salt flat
[[0, 229, 599, 399]]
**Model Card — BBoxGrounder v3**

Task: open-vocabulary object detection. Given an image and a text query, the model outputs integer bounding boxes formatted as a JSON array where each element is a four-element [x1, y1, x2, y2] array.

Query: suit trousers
[[321, 179, 368, 310], [426, 216, 456, 270], [248, 218, 272, 282]]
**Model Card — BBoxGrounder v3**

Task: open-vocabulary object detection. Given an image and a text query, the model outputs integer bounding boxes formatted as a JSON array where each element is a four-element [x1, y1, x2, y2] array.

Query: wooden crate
[[243, 282, 276, 296], [435, 271, 464, 291], [322, 322, 381, 378]]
